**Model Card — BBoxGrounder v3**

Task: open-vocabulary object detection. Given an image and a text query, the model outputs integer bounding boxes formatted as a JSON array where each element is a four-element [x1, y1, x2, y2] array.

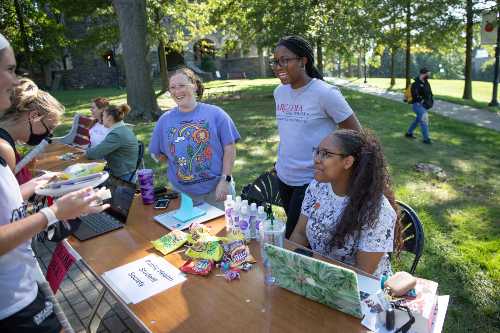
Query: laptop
[[263, 244, 363, 319], [72, 183, 135, 241]]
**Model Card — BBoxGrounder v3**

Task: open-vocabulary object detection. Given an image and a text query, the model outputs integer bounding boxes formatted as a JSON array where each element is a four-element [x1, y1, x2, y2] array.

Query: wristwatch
[[222, 174, 232, 182]]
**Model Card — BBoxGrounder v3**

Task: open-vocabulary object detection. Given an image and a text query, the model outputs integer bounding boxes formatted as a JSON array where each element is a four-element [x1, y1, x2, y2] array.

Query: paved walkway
[[327, 77, 500, 132], [33, 239, 144, 333]]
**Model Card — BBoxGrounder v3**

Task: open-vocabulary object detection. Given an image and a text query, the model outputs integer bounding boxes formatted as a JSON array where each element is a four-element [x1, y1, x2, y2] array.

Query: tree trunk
[[317, 38, 323, 76], [258, 47, 266, 77], [347, 56, 352, 78], [338, 54, 342, 77], [463, 0, 473, 99], [158, 40, 169, 94], [357, 51, 362, 78], [113, 0, 159, 121], [405, 1, 411, 88], [390, 48, 396, 87], [13, 0, 32, 72]]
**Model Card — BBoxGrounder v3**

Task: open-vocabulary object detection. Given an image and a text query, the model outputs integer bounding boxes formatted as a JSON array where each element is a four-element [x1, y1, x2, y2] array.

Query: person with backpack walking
[[405, 68, 433, 144]]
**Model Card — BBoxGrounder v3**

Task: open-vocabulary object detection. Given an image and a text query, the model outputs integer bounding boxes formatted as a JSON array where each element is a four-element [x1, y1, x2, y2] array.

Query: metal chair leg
[[86, 288, 106, 333]]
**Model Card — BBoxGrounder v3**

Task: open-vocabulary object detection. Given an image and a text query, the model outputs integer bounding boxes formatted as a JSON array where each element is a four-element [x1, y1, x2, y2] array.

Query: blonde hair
[[0, 78, 65, 126], [104, 103, 130, 122]]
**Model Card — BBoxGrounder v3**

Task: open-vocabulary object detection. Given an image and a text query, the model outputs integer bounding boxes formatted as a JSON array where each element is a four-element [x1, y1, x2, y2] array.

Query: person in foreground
[[149, 68, 240, 209], [0, 33, 109, 333], [290, 129, 402, 278], [86, 103, 139, 182], [0, 77, 64, 184], [271, 35, 362, 239]]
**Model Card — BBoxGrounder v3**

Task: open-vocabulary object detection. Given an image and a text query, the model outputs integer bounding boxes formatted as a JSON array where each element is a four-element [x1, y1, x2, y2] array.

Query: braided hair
[[277, 36, 323, 80]]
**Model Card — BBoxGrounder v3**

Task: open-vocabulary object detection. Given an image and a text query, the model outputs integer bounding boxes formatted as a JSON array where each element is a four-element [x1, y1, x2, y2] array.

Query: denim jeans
[[407, 102, 430, 141]]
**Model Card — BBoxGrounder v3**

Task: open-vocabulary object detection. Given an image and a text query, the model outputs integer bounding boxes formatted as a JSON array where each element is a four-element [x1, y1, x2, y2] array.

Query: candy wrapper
[[181, 259, 214, 276], [151, 230, 188, 255], [185, 241, 224, 261], [222, 240, 256, 269]]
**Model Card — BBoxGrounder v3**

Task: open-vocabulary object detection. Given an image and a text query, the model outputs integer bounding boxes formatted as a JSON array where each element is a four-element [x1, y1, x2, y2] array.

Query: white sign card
[[481, 11, 497, 45], [102, 254, 186, 304]]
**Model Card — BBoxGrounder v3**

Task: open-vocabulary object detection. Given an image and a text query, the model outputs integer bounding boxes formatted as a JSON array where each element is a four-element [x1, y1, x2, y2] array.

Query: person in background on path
[[89, 97, 111, 147], [0, 77, 64, 185], [271, 35, 362, 239], [86, 103, 139, 182], [290, 129, 402, 278], [0, 32, 109, 333], [405, 68, 434, 144], [149, 68, 240, 210]]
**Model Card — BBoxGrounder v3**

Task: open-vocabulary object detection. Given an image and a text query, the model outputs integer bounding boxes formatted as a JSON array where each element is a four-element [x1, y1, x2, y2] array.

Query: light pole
[[489, 0, 500, 106]]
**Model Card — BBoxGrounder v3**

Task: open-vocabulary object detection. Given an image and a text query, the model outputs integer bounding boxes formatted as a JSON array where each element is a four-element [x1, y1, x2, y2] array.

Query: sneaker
[[423, 139, 432, 144], [405, 132, 416, 139]]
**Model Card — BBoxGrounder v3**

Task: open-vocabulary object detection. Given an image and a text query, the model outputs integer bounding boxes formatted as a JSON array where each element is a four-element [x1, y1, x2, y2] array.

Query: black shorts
[[0, 290, 62, 333]]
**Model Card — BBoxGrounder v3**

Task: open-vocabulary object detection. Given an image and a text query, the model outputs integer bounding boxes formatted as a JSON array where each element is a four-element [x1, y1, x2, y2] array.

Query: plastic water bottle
[[239, 204, 251, 239], [249, 203, 258, 239], [232, 196, 242, 229], [224, 195, 234, 231], [255, 206, 266, 241], [14, 138, 51, 174]]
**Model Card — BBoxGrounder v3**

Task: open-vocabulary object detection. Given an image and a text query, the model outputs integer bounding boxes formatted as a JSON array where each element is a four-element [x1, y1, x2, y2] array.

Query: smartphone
[[154, 198, 170, 209], [294, 248, 314, 257]]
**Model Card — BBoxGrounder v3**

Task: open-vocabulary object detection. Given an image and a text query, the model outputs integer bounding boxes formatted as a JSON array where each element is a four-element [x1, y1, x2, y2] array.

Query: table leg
[[86, 288, 106, 333]]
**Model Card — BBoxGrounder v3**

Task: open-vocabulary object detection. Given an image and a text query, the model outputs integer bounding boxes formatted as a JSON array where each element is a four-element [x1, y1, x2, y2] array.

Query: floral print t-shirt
[[301, 180, 396, 278], [149, 103, 240, 196]]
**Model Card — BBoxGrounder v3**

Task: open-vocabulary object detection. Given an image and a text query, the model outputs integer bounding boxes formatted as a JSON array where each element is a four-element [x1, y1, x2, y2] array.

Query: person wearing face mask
[[271, 35, 362, 239], [0, 77, 64, 184], [0, 33, 109, 333], [405, 68, 434, 144]]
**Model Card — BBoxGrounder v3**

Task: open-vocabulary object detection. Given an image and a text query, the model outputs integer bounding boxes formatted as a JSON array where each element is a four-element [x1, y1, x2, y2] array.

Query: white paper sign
[[102, 254, 186, 304]]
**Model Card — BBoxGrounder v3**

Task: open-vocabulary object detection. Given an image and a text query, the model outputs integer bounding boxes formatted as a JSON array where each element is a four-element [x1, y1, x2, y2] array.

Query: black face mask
[[27, 119, 51, 146]]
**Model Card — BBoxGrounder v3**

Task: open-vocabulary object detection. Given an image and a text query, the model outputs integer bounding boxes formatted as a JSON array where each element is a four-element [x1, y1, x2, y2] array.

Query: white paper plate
[[35, 172, 109, 197]]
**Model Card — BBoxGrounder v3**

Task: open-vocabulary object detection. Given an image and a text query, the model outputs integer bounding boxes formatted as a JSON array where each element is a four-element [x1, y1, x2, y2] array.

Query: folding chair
[[396, 200, 425, 274], [129, 140, 144, 182]]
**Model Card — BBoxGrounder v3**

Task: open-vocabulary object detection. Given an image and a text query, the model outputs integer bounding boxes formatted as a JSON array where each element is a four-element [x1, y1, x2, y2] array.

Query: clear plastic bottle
[[255, 206, 266, 241], [249, 203, 258, 239], [239, 204, 251, 239], [232, 196, 242, 230], [224, 195, 234, 231]]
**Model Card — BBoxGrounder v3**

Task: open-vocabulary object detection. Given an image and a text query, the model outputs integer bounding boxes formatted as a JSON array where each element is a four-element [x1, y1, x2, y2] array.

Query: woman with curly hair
[[149, 68, 240, 209], [290, 129, 402, 277]]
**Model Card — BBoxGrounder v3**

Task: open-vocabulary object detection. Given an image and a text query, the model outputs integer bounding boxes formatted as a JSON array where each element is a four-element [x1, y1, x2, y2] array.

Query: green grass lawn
[[346, 77, 500, 113], [53, 79, 499, 332]]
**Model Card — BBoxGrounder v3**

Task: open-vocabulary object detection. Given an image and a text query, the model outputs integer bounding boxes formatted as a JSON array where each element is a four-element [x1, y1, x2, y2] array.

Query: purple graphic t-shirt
[[149, 103, 240, 196]]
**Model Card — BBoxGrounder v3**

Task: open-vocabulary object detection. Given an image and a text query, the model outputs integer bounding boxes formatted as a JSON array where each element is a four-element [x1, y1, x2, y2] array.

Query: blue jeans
[[407, 103, 430, 141]]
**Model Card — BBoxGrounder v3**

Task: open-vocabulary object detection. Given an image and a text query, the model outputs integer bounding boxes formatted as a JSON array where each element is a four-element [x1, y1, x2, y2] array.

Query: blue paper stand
[[173, 192, 206, 222]]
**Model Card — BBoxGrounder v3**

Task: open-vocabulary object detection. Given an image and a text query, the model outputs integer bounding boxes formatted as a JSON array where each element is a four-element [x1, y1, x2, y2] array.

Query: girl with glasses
[[290, 129, 402, 277], [271, 35, 362, 238]]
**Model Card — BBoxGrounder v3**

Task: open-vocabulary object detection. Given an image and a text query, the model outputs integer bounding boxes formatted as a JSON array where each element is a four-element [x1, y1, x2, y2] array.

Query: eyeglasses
[[269, 57, 301, 68], [312, 147, 347, 161]]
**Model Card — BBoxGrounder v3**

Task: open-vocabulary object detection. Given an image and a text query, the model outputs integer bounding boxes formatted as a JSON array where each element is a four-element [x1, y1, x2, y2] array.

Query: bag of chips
[[180, 259, 214, 276], [151, 230, 188, 255], [222, 240, 256, 269], [185, 241, 224, 261]]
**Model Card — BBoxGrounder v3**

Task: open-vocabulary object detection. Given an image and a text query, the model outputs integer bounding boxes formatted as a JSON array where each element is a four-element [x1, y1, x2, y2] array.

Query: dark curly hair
[[329, 129, 403, 255]]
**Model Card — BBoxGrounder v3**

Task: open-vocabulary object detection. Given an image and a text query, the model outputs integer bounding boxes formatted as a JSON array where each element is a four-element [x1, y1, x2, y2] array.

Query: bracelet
[[40, 207, 59, 228]]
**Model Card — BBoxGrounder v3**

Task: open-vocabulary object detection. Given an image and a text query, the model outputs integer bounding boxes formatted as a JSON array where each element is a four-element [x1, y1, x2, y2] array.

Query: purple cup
[[137, 169, 154, 205]]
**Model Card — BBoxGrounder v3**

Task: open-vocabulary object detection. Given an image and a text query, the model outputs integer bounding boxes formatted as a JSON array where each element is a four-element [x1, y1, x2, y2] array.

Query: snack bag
[[187, 223, 221, 243], [185, 241, 224, 261], [151, 230, 188, 255], [222, 240, 256, 269], [63, 162, 106, 179], [180, 259, 214, 276]]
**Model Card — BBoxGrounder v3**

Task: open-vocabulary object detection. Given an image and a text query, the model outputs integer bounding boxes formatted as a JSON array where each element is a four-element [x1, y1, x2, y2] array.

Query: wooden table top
[[35, 142, 91, 172], [38, 143, 373, 333]]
